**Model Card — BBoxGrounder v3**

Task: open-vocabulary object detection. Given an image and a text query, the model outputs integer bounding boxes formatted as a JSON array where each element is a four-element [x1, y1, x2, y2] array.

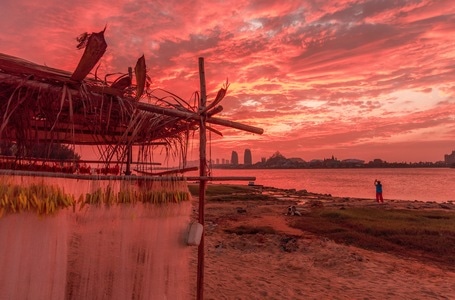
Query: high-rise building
[[231, 151, 239, 165], [244, 149, 252, 165], [445, 151, 455, 164]]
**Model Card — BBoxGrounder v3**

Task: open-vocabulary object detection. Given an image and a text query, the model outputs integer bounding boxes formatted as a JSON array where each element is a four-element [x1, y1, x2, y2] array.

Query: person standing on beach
[[374, 179, 384, 203]]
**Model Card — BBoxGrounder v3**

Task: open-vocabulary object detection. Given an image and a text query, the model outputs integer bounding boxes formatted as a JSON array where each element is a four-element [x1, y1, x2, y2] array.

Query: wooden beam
[[134, 101, 263, 135], [0, 156, 162, 166], [186, 176, 256, 181], [134, 166, 198, 176], [0, 169, 256, 182], [0, 72, 263, 135], [0, 53, 73, 82]]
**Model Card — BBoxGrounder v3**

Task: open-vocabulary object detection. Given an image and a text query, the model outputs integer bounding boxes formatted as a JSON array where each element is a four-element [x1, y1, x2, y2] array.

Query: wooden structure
[[0, 29, 263, 299], [0, 29, 262, 163]]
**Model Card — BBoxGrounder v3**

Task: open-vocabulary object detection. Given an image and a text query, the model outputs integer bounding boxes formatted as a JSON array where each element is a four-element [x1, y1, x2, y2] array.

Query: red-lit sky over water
[[1, 0, 454, 163]]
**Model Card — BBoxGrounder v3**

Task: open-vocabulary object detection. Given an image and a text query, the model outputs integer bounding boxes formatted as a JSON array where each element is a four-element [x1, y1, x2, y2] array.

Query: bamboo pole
[[0, 72, 125, 97], [0, 53, 73, 82], [0, 72, 263, 136], [186, 176, 256, 181], [0, 156, 162, 165], [135, 101, 263, 135], [134, 166, 198, 176], [197, 57, 207, 300], [0, 169, 256, 182], [0, 70, 263, 136], [125, 145, 132, 175]]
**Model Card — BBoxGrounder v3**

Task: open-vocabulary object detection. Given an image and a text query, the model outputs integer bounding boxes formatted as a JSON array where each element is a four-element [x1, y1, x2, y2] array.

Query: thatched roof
[[0, 29, 262, 163]]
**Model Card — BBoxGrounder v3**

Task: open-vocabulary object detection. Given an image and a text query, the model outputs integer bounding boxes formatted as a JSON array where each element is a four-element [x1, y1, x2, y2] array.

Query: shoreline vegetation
[[188, 183, 455, 299]]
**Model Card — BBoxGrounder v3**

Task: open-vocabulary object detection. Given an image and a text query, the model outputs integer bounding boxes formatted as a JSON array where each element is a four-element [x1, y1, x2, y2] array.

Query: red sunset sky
[[1, 0, 454, 164]]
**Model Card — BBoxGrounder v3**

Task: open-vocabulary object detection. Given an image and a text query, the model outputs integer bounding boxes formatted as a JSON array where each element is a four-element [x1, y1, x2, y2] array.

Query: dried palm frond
[[76, 32, 90, 50], [207, 126, 223, 137], [148, 88, 196, 112], [110, 74, 131, 91], [1, 28, 263, 171], [71, 28, 107, 81], [135, 55, 146, 101], [203, 79, 229, 113]]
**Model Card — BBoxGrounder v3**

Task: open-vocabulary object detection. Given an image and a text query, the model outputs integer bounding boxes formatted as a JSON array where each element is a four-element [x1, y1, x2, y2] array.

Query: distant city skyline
[[210, 148, 454, 165]]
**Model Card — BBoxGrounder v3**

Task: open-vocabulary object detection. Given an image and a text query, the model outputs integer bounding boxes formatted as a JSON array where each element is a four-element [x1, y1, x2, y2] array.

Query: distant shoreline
[[258, 185, 455, 207], [204, 183, 455, 207], [210, 165, 452, 170]]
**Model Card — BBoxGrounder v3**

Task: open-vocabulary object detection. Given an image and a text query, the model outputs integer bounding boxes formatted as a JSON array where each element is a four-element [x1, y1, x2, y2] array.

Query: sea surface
[[198, 168, 455, 203]]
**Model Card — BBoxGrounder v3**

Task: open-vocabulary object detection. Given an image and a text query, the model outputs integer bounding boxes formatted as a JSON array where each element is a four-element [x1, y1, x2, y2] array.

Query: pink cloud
[[1, 0, 454, 162]]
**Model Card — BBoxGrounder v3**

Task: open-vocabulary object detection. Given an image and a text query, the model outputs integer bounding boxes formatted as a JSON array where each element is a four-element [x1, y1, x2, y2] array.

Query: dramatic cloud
[[1, 0, 454, 162]]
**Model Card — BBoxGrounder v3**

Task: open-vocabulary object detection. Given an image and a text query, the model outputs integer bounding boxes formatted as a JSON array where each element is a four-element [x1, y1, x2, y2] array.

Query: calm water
[[202, 168, 455, 203]]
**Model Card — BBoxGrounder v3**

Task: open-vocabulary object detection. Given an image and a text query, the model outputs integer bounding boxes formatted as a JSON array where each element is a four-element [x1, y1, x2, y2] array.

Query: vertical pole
[[125, 67, 134, 176], [125, 145, 132, 175], [197, 57, 207, 300]]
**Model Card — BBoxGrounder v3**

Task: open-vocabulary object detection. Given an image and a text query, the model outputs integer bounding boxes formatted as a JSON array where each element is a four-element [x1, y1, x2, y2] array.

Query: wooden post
[[125, 67, 134, 176], [125, 145, 132, 175], [197, 57, 207, 300]]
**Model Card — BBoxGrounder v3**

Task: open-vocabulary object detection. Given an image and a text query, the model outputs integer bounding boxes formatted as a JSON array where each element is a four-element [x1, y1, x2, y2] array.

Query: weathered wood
[[186, 176, 256, 181], [0, 71, 121, 97], [134, 166, 198, 176], [0, 71, 263, 134], [207, 116, 263, 134], [197, 57, 207, 300], [1, 114, 174, 145], [0, 53, 73, 82], [0, 156, 162, 165], [135, 101, 263, 134], [0, 169, 256, 182], [125, 145, 132, 175], [207, 105, 223, 117], [0, 72, 263, 135]]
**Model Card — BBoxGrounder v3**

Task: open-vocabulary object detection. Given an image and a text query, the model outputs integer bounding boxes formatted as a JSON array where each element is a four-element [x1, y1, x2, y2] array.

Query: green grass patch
[[188, 184, 257, 196], [224, 225, 277, 235], [188, 184, 274, 201], [291, 208, 455, 268]]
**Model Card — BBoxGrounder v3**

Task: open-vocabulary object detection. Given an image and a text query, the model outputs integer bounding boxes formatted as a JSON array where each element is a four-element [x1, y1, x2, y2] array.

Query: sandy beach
[[189, 186, 455, 300]]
